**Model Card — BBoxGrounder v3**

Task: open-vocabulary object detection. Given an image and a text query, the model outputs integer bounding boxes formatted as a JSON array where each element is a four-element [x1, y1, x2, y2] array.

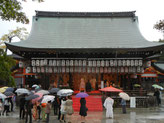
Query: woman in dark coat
[[79, 98, 87, 121]]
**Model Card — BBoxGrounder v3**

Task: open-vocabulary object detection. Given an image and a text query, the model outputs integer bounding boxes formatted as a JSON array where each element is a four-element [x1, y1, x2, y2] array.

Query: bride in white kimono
[[103, 97, 114, 118]]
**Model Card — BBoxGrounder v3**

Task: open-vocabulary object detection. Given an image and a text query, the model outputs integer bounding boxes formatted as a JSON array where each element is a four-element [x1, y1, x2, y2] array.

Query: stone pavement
[[1, 106, 164, 123]]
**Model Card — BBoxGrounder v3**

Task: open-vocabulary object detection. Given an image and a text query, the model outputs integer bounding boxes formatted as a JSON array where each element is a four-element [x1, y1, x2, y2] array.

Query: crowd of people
[[0, 90, 88, 123]]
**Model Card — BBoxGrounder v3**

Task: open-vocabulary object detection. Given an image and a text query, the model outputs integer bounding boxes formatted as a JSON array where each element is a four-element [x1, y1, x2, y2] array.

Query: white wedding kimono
[[103, 97, 114, 118]]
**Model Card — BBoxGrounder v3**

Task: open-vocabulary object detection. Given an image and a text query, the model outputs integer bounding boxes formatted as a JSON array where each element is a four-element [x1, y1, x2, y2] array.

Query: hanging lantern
[[135, 60, 138, 66], [97, 61, 100, 67], [70, 67, 73, 73], [126, 60, 130, 66], [66, 67, 69, 73], [62, 60, 65, 66], [131, 60, 134, 66], [37, 67, 41, 73], [92, 67, 96, 73], [70, 60, 74, 66], [104, 67, 108, 73], [36, 60, 40, 66], [78, 67, 82, 73], [88, 61, 92, 67], [139, 60, 143, 66], [44, 59, 48, 66], [66, 60, 69, 66], [87, 67, 91, 73], [45, 67, 49, 73], [57, 60, 60, 66], [40, 60, 44, 66], [118, 60, 122, 66], [49, 60, 53, 66], [108, 67, 112, 73], [96, 67, 99, 73], [26, 67, 31, 73], [100, 67, 103, 73], [19, 61, 24, 68], [146, 61, 151, 67], [41, 67, 45, 73], [31, 60, 35, 66], [101, 60, 105, 67], [32, 67, 36, 73], [110, 60, 114, 66], [79, 60, 82, 66], [52, 60, 57, 66], [54, 67, 58, 73], [121, 67, 124, 73], [83, 60, 87, 66], [82, 67, 86, 73], [122, 60, 126, 66], [62, 67, 65, 73], [125, 67, 128, 73], [93, 60, 96, 67], [75, 60, 79, 66], [105, 60, 109, 67], [49, 67, 53, 73]]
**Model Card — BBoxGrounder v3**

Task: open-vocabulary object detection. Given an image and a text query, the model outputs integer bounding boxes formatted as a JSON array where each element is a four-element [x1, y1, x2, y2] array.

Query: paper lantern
[[110, 60, 114, 66], [96, 67, 99, 73], [54, 67, 57, 73], [66, 67, 69, 73], [113, 60, 117, 66], [41, 67, 45, 73], [139, 60, 143, 66], [105, 61, 109, 67], [49, 60, 53, 66], [70, 60, 74, 66], [36, 60, 40, 66], [40, 60, 44, 66], [126, 60, 130, 66], [101, 60, 105, 67], [43, 59, 48, 66], [52, 60, 56, 66], [118, 60, 122, 66], [97, 61, 101, 67], [19, 61, 23, 68], [131, 60, 134, 66], [93, 60, 96, 67], [70, 67, 73, 73], [108, 67, 112, 73], [32, 67, 36, 73], [62, 60, 65, 66], [79, 60, 82, 66], [31, 60, 35, 66], [83, 60, 87, 66], [122, 60, 126, 66], [62, 67, 65, 73], [100, 67, 103, 73], [57, 60, 60, 66], [66, 60, 69, 66], [88, 61, 92, 67], [104, 67, 108, 73], [37, 67, 41, 73], [26, 67, 31, 73], [125, 67, 128, 73], [135, 60, 138, 66]]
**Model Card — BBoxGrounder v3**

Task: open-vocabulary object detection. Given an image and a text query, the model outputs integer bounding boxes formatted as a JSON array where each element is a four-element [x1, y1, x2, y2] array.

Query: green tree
[[0, 49, 16, 86], [154, 20, 164, 40], [0, 0, 44, 24], [0, 27, 29, 52]]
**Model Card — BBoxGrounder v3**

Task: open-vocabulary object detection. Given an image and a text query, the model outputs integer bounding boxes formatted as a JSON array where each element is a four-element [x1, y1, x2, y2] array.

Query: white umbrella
[[37, 90, 50, 95], [57, 89, 74, 96], [15, 88, 30, 95], [119, 92, 130, 100], [32, 84, 40, 89], [41, 95, 55, 103], [0, 93, 7, 99]]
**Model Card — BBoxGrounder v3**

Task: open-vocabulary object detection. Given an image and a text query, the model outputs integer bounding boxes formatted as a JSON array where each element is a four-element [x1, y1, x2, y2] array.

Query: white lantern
[[101, 60, 105, 67], [36, 60, 40, 66], [49, 60, 53, 66], [117, 67, 120, 73], [49, 67, 53, 73], [135, 60, 138, 66], [70, 67, 73, 73], [54, 67, 58, 73], [129, 67, 132, 73], [112, 67, 116, 73], [137, 66, 141, 73], [70, 60, 74, 66], [87, 67, 91, 73], [92, 67, 96, 73], [82, 67, 86, 73], [37, 67, 40, 73], [40, 60, 44, 66], [31, 60, 35, 66], [100, 67, 103, 73], [44, 59, 48, 66], [83, 60, 87, 66], [19, 61, 23, 68], [88, 61, 92, 67], [45, 67, 49, 73], [146, 61, 151, 67], [118, 60, 122, 66], [62, 60, 65, 66], [104, 67, 108, 73], [62, 67, 65, 73], [79, 60, 82, 66], [52, 60, 56, 66], [66, 60, 69, 66], [139, 60, 143, 66], [58, 67, 62, 73], [125, 67, 128, 73], [131, 60, 134, 66], [41, 67, 44, 73], [75, 60, 79, 66], [97, 61, 100, 67], [66, 67, 69, 73], [114, 60, 118, 66], [122, 60, 126, 66], [108, 67, 112, 73], [57, 60, 60, 66], [93, 60, 96, 67], [132, 67, 136, 73], [105, 61, 109, 67], [96, 67, 99, 73], [26, 67, 31, 73], [121, 67, 124, 73], [126, 60, 130, 66], [74, 67, 78, 73], [110, 60, 114, 66], [78, 67, 82, 73], [32, 67, 36, 73]]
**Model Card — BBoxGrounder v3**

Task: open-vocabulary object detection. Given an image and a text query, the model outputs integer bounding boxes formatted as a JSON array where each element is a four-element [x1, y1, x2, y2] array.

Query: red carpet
[[72, 95, 103, 111]]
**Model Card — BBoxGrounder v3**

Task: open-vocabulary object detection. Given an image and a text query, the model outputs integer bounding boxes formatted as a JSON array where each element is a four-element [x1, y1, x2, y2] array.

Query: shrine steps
[[72, 95, 103, 111]]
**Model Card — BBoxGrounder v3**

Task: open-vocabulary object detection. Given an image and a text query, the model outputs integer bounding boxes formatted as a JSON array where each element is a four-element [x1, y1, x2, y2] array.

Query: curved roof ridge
[[35, 10, 136, 17]]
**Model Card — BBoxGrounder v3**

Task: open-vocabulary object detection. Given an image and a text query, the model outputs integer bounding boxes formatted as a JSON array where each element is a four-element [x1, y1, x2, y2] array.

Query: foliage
[[0, 27, 29, 43], [154, 20, 164, 40], [0, 0, 44, 24], [0, 50, 16, 87]]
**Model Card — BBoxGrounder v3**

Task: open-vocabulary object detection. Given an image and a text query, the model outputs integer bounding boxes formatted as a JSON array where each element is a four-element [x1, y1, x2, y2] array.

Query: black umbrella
[[4, 91, 14, 97], [49, 88, 60, 94], [25, 94, 39, 100], [5, 87, 14, 92]]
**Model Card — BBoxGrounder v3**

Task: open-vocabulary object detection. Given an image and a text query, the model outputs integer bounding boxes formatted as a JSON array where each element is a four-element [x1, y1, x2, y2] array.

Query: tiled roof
[[6, 11, 164, 51]]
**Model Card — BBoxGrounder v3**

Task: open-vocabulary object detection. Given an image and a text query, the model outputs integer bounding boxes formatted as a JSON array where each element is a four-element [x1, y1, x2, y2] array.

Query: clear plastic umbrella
[[37, 90, 50, 95], [41, 95, 55, 103], [0, 93, 7, 99], [57, 89, 74, 97], [119, 92, 130, 100], [15, 88, 30, 95]]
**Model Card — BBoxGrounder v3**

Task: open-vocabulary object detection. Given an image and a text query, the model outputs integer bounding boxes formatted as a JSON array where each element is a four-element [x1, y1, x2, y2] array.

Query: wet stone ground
[[0, 106, 164, 123]]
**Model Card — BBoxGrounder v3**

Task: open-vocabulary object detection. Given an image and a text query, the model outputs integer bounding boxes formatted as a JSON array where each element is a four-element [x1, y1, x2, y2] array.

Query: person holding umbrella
[[79, 97, 88, 122], [25, 100, 33, 123], [0, 99, 3, 116], [60, 97, 67, 122], [2, 98, 10, 116], [19, 94, 26, 119], [65, 96, 74, 123], [45, 100, 51, 123], [121, 99, 126, 114], [103, 97, 114, 119]]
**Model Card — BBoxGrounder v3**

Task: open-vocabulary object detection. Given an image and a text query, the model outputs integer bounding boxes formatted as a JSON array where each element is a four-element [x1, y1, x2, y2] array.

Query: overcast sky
[[0, 0, 164, 42]]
